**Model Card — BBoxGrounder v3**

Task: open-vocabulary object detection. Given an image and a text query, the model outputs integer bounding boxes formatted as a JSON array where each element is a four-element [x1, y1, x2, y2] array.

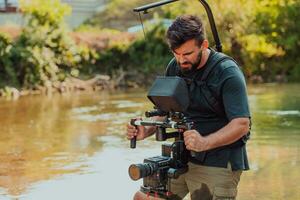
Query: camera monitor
[[147, 76, 189, 112]]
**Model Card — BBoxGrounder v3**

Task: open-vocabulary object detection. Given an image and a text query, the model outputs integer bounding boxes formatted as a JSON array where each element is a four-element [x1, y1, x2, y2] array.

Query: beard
[[178, 51, 202, 77]]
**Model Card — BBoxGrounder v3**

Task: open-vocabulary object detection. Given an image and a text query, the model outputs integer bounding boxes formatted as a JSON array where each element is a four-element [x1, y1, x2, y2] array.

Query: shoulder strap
[[166, 51, 236, 117], [199, 51, 236, 82], [192, 51, 235, 117]]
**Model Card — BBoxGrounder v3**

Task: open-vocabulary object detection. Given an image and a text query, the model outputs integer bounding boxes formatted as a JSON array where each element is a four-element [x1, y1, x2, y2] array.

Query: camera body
[[129, 135, 190, 198], [132, 141, 189, 195], [142, 155, 172, 189]]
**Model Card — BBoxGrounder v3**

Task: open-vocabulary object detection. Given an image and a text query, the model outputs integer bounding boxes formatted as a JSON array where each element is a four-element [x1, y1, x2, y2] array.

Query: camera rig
[[128, 77, 201, 199]]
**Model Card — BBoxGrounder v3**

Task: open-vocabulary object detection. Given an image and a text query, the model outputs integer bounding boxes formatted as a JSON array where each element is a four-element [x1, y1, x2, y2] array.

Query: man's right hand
[[126, 119, 147, 141]]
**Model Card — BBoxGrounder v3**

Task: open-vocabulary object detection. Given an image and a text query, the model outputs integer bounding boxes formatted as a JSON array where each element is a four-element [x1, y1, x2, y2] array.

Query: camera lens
[[128, 163, 158, 181]]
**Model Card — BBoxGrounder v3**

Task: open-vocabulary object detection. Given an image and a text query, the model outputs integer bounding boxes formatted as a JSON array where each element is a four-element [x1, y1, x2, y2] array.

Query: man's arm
[[185, 60, 251, 152], [183, 117, 250, 152]]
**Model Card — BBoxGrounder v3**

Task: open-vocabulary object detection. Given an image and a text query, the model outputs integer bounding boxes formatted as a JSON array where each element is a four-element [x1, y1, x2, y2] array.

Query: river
[[0, 84, 299, 200]]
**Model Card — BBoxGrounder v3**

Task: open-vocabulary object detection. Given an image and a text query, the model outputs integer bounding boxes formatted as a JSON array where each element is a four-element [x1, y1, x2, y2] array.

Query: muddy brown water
[[0, 84, 299, 200]]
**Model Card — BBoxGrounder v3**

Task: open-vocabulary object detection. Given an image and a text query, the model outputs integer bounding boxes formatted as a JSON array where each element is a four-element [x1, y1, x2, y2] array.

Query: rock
[[0, 87, 20, 100]]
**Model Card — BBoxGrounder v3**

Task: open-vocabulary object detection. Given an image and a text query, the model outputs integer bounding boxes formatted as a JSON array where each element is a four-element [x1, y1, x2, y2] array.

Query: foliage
[[13, 0, 97, 87], [253, 0, 300, 81], [20, 0, 71, 27], [0, 0, 98, 89], [0, 33, 18, 87], [1, 0, 300, 90], [89, 0, 300, 82], [162, 0, 300, 81], [93, 23, 172, 84]]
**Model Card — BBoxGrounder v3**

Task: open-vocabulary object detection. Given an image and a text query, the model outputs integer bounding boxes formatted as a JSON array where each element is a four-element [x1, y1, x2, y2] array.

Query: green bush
[[254, 0, 300, 81], [14, 0, 91, 87], [92, 0, 300, 82], [0, 0, 98, 89], [162, 0, 300, 81], [0, 33, 18, 88], [93, 23, 172, 85]]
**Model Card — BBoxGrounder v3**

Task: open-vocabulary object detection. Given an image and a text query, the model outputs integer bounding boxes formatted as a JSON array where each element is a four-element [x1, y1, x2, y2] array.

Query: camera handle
[[184, 122, 207, 161], [185, 122, 197, 157], [130, 119, 137, 148]]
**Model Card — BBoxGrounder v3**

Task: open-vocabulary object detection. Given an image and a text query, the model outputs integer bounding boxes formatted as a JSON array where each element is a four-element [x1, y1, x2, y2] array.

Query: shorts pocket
[[213, 187, 237, 200]]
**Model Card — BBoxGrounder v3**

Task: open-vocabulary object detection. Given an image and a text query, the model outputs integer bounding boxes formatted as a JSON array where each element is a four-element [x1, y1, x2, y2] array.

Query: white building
[[0, 0, 107, 28]]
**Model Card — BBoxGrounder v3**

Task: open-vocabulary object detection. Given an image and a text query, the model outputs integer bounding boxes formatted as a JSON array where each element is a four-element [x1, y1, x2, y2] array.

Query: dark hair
[[166, 15, 206, 50]]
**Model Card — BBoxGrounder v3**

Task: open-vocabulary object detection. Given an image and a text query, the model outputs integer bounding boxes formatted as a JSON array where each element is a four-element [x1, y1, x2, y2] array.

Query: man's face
[[172, 39, 203, 74]]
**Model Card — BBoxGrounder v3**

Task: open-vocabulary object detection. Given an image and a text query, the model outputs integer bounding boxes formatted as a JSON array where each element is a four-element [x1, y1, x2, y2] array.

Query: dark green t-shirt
[[165, 49, 251, 170]]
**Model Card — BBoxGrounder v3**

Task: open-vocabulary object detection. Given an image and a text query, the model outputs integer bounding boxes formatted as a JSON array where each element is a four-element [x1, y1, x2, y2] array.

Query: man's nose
[[178, 54, 187, 63]]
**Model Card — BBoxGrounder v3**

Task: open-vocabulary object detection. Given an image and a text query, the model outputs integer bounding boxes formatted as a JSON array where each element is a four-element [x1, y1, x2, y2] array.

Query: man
[[127, 15, 251, 200]]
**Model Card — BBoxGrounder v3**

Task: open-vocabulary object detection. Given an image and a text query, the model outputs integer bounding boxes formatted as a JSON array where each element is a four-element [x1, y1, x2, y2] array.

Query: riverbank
[[0, 75, 112, 100], [0, 74, 291, 101]]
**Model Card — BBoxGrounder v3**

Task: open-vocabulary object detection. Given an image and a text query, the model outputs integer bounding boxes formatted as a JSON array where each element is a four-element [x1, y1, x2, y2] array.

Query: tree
[[10, 0, 95, 88]]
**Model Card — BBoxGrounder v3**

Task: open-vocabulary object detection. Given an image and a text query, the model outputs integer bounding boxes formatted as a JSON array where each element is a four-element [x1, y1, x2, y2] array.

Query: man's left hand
[[183, 130, 210, 152]]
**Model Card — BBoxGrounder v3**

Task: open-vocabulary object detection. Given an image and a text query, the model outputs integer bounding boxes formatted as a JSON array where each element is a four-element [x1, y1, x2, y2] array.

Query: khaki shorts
[[169, 162, 242, 200]]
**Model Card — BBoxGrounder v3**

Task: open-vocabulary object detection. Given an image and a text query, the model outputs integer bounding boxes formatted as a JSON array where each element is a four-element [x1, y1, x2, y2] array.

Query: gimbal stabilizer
[[128, 111, 191, 199], [128, 77, 205, 199]]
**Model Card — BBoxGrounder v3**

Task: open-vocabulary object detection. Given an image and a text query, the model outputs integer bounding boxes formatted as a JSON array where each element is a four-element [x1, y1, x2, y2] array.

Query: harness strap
[[193, 51, 236, 117]]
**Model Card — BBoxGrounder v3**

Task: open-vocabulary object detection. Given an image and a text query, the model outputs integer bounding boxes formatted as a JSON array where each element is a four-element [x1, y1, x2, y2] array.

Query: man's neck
[[197, 48, 211, 69]]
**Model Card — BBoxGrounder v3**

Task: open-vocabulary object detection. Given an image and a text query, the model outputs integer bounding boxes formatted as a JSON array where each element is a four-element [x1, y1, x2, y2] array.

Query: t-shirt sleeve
[[220, 66, 251, 121]]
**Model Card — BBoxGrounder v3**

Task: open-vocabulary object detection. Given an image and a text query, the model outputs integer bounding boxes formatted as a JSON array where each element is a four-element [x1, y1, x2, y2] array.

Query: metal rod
[[133, 0, 179, 12], [198, 0, 222, 52]]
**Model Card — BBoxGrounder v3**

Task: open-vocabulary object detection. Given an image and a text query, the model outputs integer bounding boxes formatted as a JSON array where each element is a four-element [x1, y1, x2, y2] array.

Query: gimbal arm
[[133, 0, 222, 52], [133, 0, 180, 12]]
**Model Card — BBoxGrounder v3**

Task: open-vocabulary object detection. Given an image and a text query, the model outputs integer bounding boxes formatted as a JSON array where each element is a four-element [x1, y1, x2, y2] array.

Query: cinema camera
[[128, 76, 198, 199]]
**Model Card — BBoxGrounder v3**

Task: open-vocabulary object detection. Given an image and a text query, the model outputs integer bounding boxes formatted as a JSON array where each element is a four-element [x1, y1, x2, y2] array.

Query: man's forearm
[[143, 116, 166, 139], [205, 118, 250, 150]]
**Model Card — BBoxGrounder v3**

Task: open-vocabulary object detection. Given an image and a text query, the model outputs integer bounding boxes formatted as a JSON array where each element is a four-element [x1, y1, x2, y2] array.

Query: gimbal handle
[[186, 123, 197, 157], [130, 119, 137, 148]]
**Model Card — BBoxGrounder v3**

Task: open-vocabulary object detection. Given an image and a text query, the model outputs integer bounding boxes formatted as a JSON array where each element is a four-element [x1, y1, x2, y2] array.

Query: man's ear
[[202, 39, 209, 49]]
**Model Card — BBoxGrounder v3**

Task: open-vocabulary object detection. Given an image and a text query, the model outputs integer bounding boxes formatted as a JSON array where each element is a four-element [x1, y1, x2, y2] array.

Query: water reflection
[[240, 84, 300, 199], [0, 91, 140, 199], [0, 84, 299, 199]]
